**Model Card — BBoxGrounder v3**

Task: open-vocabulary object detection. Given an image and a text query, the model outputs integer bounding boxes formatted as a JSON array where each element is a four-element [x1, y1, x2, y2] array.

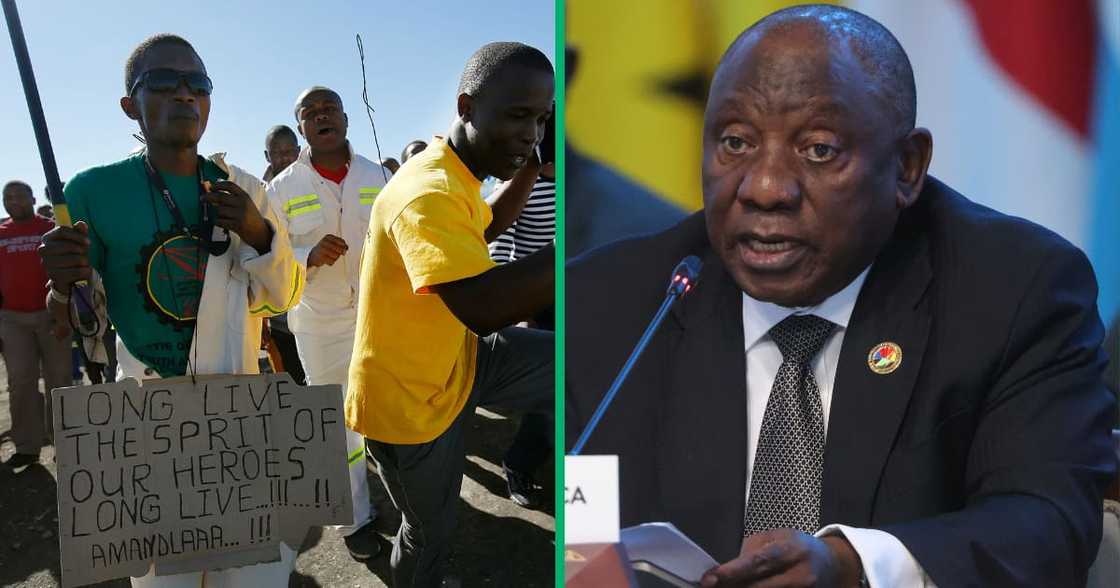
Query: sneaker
[[4, 453, 39, 474], [342, 522, 382, 561], [503, 462, 541, 508]]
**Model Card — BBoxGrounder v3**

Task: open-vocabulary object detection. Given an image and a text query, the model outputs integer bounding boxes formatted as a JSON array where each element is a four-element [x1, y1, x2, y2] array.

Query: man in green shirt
[[39, 34, 302, 586], [61, 152, 243, 376]]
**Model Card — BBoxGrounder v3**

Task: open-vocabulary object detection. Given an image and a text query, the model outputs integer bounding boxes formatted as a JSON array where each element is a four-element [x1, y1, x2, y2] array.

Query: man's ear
[[120, 96, 141, 121], [457, 93, 473, 121], [263, 149, 271, 163], [896, 127, 933, 210]]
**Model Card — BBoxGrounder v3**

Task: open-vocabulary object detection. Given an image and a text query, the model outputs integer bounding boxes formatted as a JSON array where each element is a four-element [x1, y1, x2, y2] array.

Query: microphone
[[569, 255, 703, 455]]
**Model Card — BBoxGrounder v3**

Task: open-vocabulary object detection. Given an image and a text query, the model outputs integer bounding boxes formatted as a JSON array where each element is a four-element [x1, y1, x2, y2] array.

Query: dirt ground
[[0, 358, 555, 587]]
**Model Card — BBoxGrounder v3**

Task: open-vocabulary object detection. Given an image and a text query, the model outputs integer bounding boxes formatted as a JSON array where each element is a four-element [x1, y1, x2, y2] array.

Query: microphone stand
[[569, 257, 701, 455]]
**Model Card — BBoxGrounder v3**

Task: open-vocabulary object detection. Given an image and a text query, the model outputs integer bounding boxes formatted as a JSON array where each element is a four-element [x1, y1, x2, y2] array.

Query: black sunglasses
[[129, 68, 213, 97]]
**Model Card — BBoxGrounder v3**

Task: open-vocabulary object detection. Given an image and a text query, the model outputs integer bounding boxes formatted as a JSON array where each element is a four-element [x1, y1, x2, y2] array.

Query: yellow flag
[[567, 0, 836, 210]]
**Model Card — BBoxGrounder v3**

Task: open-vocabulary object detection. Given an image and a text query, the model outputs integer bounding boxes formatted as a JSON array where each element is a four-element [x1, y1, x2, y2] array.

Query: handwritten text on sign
[[52, 373, 352, 587]]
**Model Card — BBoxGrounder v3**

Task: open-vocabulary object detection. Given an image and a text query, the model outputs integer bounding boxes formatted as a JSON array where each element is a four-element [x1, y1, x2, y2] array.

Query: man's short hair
[[400, 140, 427, 163], [2, 180, 33, 197], [457, 42, 553, 97], [124, 34, 202, 94], [293, 86, 343, 119], [721, 4, 917, 135], [266, 125, 299, 147]]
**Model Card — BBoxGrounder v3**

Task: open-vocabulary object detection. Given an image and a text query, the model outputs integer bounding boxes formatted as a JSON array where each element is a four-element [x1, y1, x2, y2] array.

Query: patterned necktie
[[744, 314, 836, 536]]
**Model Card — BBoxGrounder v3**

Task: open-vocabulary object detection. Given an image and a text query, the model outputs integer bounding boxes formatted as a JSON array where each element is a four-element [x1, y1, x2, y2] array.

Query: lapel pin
[[868, 341, 902, 374]]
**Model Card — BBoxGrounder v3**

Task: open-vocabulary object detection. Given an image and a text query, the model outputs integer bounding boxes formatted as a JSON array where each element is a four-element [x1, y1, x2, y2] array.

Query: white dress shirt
[[742, 267, 936, 587]]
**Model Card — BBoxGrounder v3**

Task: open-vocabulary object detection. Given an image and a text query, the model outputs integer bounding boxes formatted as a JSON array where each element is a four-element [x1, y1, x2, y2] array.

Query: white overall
[[266, 144, 391, 535]]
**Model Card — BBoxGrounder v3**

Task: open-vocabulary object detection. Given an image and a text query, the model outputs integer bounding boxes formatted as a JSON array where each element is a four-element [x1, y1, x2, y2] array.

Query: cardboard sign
[[52, 373, 352, 587], [564, 455, 620, 545]]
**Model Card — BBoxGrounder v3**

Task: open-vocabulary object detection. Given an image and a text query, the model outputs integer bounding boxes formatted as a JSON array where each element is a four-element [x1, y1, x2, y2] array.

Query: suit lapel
[[656, 248, 750, 562], [649, 217, 932, 552], [820, 226, 933, 527]]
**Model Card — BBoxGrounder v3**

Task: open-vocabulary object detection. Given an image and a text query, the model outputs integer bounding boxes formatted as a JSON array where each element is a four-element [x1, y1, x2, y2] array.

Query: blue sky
[[1, 0, 555, 207]]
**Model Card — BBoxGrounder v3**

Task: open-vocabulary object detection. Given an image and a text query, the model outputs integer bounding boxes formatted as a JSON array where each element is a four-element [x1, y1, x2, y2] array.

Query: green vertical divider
[[554, 0, 567, 585]]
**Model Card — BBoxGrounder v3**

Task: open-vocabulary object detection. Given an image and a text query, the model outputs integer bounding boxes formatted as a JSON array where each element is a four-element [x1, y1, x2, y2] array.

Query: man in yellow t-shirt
[[347, 42, 555, 587]]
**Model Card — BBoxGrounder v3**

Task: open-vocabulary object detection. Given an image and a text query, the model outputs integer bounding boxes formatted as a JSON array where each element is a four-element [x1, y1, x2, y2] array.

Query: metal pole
[[2, 0, 70, 224]]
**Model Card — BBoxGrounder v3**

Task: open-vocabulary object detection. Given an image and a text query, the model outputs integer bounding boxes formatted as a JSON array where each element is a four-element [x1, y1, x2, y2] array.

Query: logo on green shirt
[[138, 229, 208, 327]]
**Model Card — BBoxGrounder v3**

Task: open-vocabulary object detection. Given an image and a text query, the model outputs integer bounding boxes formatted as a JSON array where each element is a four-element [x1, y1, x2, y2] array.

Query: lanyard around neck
[[142, 153, 230, 255], [142, 153, 201, 235]]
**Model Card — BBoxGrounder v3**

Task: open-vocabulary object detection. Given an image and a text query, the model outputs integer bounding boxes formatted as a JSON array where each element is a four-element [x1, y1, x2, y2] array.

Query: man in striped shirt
[[485, 117, 556, 506], [488, 169, 555, 265]]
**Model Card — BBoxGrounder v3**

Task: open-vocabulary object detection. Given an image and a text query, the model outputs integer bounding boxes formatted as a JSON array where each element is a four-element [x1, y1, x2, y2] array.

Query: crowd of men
[[1, 33, 554, 588]]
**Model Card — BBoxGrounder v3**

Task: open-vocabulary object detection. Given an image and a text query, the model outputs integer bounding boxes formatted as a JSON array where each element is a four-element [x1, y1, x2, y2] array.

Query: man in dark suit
[[567, 6, 1118, 587]]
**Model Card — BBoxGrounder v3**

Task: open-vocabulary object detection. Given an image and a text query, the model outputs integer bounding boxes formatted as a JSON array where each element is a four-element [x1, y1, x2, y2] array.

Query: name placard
[[564, 454, 620, 545]]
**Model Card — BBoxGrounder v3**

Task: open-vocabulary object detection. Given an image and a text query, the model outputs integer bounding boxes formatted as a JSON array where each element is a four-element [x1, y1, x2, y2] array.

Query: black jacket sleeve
[[884, 243, 1118, 587]]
